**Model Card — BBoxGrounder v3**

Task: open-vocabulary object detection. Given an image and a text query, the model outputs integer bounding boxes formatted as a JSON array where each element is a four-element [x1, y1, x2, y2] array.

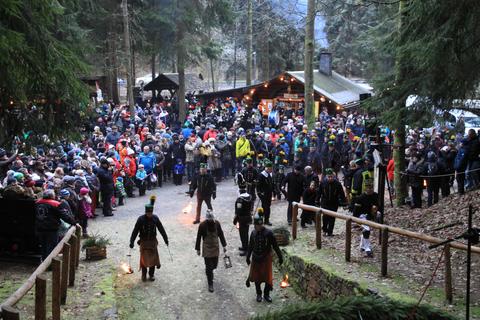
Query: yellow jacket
[[236, 137, 251, 158]]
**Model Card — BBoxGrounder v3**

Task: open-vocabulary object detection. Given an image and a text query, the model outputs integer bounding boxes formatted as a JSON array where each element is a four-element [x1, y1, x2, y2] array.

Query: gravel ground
[[3, 176, 479, 319], [88, 178, 301, 320]]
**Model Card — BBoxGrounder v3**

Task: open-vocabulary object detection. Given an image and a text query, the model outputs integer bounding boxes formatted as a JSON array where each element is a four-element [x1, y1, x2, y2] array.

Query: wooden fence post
[[315, 211, 322, 249], [292, 203, 298, 240], [69, 235, 77, 287], [2, 306, 20, 320], [35, 274, 47, 320], [52, 257, 62, 320], [444, 244, 453, 303], [381, 227, 389, 277], [75, 226, 81, 268], [61, 243, 71, 304], [345, 219, 352, 262]]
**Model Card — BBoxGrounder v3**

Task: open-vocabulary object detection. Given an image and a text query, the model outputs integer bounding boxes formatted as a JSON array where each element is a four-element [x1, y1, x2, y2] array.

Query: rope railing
[[0, 224, 82, 320], [291, 203, 480, 303]]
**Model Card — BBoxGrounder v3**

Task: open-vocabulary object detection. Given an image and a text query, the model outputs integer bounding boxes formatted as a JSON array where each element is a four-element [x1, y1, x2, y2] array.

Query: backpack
[[427, 162, 438, 176], [454, 147, 467, 171]]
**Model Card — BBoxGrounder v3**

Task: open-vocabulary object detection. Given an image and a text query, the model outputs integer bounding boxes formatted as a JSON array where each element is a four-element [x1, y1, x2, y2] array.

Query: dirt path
[[88, 178, 301, 320]]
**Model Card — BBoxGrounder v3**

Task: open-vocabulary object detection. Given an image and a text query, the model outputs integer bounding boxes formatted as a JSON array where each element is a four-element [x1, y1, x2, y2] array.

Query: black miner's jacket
[[282, 172, 305, 201], [97, 166, 114, 194], [35, 199, 76, 232], [190, 173, 216, 198], [130, 214, 168, 244], [316, 179, 346, 211]]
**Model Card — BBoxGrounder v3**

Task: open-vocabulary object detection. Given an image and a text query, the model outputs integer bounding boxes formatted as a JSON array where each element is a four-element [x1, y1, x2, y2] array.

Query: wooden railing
[[0, 225, 82, 320], [291, 203, 480, 303]]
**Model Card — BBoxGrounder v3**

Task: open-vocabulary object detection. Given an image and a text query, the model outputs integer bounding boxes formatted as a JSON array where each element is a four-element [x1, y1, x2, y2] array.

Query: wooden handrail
[[0, 224, 81, 313], [293, 202, 480, 254]]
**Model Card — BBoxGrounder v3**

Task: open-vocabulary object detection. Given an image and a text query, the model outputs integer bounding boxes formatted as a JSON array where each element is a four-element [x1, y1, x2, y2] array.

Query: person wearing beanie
[[58, 189, 74, 221], [316, 169, 347, 236], [195, 210, 227, 292], [281, 164, 305, 225], [238, 157, 259, 204], [189, 163, 216, 224], [233, 186, 253, 255], [246, 208, 283, 303], [130, 200, 169, 282], [35, 189, 76, 260], [78, 187, 93, 237], [257, 160, 274, 226], [97, 158, 114, 217]]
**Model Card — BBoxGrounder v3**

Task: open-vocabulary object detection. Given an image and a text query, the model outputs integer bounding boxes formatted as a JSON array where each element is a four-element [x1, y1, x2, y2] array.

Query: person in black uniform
[[97, 158, 114, 216], [237, 158, 259, 202], [234, 184, 253, 256], [351, 181, 379, 221], [282, 165, 305, 225], [257, 160, 274, 226], [246, 209, 283, 303], [316, 168, 346, 236], [189, 163, 217, 224], [301, 180, 317, 228], [129, 197, 169, 282]]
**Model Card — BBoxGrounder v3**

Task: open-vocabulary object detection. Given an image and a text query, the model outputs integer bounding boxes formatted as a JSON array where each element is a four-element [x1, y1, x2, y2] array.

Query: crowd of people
[[0, 95, 474, 265]]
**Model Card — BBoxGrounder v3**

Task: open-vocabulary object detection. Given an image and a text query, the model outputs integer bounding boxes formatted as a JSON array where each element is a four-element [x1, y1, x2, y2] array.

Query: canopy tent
[[144, 73, 206, 97]]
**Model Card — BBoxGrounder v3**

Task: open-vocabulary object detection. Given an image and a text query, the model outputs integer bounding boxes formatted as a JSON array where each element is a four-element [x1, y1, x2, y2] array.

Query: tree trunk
[[233, 21, 237, 88], [210, 58, 215, 91], [246, 0, 253, 86], [304, 0, 316, 127], [176, 4, 186, 123], [111, 35, 120, 104], [105, 34, 114, 102], [151, 53, 156, 97], [393, 0, 408, 206], [122, 0, 135, 118]]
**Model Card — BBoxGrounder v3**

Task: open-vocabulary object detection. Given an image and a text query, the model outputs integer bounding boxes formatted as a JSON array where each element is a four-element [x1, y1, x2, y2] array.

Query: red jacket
[[387, 159, 394, 181]]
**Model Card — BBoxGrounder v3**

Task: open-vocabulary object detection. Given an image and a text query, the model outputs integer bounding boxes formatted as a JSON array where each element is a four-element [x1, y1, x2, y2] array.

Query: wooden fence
[[291, 202, 480, 303], [0, 225, 82, 320]]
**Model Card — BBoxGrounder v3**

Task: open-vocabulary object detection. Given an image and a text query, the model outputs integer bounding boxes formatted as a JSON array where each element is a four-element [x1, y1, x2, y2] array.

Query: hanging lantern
[[280, 274, 290, 288], [223, 255, 232, 269], [264, 83, 268, 88], [320, 96, 326, 102]]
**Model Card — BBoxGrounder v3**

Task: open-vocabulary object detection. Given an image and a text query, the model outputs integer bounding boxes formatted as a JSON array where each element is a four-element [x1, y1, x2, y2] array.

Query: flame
[[423, 179, 427, 187], [120, 262, 133, 274], [236, 222, 240, 229], [183, 201, 193, 214], [280, 274, 290, 288]]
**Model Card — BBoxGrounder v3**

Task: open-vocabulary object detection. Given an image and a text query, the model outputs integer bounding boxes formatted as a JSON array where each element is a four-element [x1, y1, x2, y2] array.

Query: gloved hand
[[189, 192, 194, 198], [223, 247, 227, 253], [233, 216, 238, 225], [197, 250, 201, 256], [165, 240, 169, 246], [278, 257, 284, 265], [212, 193, 216, 200], [246, 257, 251, 265], [129, 243, 134, 249]]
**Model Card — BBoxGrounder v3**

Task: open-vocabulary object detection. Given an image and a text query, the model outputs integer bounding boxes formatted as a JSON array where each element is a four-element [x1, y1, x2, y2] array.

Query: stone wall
[[276, 249, 368, 300]]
